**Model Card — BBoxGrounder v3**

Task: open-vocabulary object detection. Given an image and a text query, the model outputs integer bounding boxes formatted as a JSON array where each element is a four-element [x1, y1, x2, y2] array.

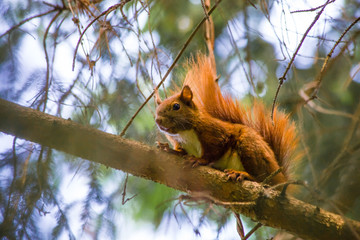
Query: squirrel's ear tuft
[[180, 85, 193, 105]]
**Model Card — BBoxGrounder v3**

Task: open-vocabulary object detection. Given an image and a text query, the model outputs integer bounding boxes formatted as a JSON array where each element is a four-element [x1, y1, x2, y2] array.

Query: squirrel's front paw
[[156, 142, 186, 156], [224, 169, 254, 182], [156, 141, 170, 151], [187, 156, 209, 168]]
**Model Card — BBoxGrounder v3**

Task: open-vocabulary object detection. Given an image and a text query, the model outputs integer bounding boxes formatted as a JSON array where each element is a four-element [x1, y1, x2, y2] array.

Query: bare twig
[[178, 192, 256, 209], [4, 137, 18, 225], [242, 222, 262, 240], [120, 0, 223, 137], [49, 189, 76, 239], [145, 2, 165, 96], [173, 195, 200, 235], [223, 10, 256, 92], [344, 62, 360, 89], [234, 213, 245, 239], [0, 7, 62, 39], [299, 82, 354, 119], [173, 192, 262, 239], [271, 0, 333, 120], [243, 9, 257, 95], [56, 76, 80, 116], [122, 173, 137, 205], [40, 11, 63, 112], [318, 102, 360, 188], [297, 110, 318, 187], [262, 167, 283, 186], [201, 0, 210, 20], [72, 0, 132, 71], [204, 0, 214, 55], [135, 55, 147, 100], [310, 16, 360, 99], [291, 0, 336, 14]]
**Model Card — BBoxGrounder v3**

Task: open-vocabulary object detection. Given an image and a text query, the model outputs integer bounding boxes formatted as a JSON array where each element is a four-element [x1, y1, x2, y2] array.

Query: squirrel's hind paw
[[187, 156, 210, 168], [224, 169, 254, 182]]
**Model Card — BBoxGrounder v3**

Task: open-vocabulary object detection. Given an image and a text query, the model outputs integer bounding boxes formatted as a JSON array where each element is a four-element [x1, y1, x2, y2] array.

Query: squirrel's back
[[183, 54, 299, 178]]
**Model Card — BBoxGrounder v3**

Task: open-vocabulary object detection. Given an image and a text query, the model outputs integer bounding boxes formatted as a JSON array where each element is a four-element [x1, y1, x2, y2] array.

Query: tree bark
[[0, 98, 359, 240]]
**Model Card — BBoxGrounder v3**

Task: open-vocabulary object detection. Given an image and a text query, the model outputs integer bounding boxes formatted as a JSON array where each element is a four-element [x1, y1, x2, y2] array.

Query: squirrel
[[155, 54, 299, 185]]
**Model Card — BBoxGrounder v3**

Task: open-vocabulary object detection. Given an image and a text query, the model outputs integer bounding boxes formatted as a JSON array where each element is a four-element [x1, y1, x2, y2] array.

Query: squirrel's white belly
[[173, 130, 202, 158], [212, 149, 245, 171], [173, 130, 245, 172]]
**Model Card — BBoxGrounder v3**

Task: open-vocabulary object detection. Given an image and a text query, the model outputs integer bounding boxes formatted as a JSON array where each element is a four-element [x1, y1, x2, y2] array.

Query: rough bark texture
[[0, 98, 359, 240]]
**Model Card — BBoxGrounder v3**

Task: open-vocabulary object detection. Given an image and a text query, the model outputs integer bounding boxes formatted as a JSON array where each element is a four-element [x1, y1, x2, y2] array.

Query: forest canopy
[[0, 0, 360, 239]]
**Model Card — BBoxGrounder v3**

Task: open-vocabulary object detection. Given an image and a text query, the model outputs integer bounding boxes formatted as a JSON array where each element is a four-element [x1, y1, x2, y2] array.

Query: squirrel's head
[[155, 85, 198, 135]]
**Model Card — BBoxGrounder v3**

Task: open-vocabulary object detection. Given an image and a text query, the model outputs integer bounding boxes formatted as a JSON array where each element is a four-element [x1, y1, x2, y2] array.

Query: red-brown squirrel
[[155, 54, 299, 185]]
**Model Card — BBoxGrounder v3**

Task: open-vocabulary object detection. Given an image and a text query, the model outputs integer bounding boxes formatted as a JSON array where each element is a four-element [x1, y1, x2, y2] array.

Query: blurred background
[[0, 0, 359, 239]]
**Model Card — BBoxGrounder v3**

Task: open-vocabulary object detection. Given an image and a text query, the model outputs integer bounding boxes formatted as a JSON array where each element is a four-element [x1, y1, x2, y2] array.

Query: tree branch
[[0, 97, 359, 240]]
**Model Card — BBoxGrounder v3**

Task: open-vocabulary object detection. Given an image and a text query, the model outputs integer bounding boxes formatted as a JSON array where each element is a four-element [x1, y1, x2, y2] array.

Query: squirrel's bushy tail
[[183, 54, 299, 178]]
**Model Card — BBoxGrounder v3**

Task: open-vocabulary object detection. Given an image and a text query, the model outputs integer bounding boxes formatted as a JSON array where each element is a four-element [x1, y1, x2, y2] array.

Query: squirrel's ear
[[154, 88, 162, 105], [180, 85, 193, 105], [215, 74, 221, 83]]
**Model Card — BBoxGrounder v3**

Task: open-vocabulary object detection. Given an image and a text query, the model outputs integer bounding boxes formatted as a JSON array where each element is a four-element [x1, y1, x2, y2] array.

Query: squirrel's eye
[[172, 103, 180, 110]]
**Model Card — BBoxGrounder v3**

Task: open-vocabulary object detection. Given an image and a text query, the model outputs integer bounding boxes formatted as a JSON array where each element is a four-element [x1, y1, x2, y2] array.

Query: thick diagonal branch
[[0, 98, 359, 240]]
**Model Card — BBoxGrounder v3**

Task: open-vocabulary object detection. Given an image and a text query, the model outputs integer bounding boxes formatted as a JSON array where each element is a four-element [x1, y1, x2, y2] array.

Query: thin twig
[[298, 32, 356, 112], [310, 16, 360, 99], [72, 0, 132, 71], [242, 222, 262, 240], [122, 173, 137, 204], [224, 12, 255, 92], [41, 11, 63, 112], [146, 2, 165, 96], [204, 0, 213, 55], [36, 146, 45, 192], [290, 0, 335, 14], [49, 189, 76, 239], [173, 195, 200, 235], [297, 111, 318, 187], [318, 101, 360, 188], [182, 192, 256, 208], [299, 82, 354, 119], [4, 137, 18, 223], [344, 62, 360, 89], [120, 0, 223, 137], [243, 8, 257, 94], [271, 0, 332, 120], [57, 76, 80, 116], [0, 7, 61, 39], [234, 213, 245, 239], [135, 55, 147, 100], [201, 0, 210, 20], [262, 167, 283, 185]]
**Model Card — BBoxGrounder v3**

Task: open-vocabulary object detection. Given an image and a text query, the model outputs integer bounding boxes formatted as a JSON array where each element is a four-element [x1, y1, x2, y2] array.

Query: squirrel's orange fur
[[182, 55, 299, 179]]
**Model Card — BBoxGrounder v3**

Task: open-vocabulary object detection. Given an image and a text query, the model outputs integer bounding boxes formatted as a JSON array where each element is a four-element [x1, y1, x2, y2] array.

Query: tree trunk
[[0, 98, 359, 240]]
